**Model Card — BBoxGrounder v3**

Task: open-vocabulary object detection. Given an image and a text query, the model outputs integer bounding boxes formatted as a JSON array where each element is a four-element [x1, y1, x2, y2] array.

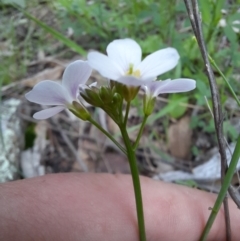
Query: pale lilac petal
[[25, 81, 71, 105], [114, 76, 149, 87], [33, 106, 65, 119], [142, 80, 170, 96], [62, 60, 92, 100], [144, 79, 196, 97], [137, 48, 180, 80], [88, 52, 124, 80], [107, 39, 142, 72]]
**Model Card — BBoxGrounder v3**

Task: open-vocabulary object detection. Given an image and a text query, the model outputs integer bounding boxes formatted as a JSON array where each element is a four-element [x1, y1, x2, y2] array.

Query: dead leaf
[[22, 66, 64, 87], [168, 116, 192, 159], [1, 66, 64, 93], [107, 115, 119, 135]]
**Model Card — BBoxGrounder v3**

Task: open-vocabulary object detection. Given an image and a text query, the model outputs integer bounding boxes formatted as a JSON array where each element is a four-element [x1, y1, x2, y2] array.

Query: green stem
[[133, 115, 148, 151], [200, 135, 240, 241], [208, 54, 240, 106], [119, 125, 146, 241], [124, 101, 131, 127], [89, 117, 127, 155]]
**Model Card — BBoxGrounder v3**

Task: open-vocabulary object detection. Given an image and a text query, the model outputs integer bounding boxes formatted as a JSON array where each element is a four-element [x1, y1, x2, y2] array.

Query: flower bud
[[143, 96, 156, 116], [99, 86, 113, 104], [112, 92, 122, 106], [81, 88, 103, 107], [70, 101, 91, 121], [122, 85, 140, 102]]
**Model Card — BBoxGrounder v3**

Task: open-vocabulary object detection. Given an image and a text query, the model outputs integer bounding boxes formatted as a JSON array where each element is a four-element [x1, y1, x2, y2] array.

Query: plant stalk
[[124, 101, 131, 127], [120, 125, 146, 241], [200, 135, 240, 241], [133, 115, 148, 150], [89, 118, 126, 155]]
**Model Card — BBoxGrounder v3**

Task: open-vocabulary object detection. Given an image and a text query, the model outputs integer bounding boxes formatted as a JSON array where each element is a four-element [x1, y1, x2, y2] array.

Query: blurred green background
[[1, 0, 240, 153]]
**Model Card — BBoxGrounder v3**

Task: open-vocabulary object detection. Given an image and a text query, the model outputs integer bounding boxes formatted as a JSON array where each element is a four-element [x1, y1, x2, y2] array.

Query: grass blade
[[19, 8, 86, 56], [208, 54, 240, 107]]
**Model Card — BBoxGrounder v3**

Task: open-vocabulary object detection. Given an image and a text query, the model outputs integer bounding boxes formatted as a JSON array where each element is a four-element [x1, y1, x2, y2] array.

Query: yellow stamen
[[132, 69, 140, 77], [125, 64, 141, 77]]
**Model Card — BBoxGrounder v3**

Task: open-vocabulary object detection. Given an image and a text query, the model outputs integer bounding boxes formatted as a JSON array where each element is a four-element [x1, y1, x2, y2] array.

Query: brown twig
[[190, 0, 240, 208], [183, 0, 233, 240]]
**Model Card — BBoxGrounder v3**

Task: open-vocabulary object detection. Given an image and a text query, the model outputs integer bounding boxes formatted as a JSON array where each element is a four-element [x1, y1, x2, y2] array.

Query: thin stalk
[[208, 55, 240, 107], [191, 0, 240, 211], [124, 101, 131, 127], [133, 115, 148, 151], [185, 1, 232, 240], [89, 118, 126, 155], [120, 125, 146, 241], [200, 135, 240, 241]]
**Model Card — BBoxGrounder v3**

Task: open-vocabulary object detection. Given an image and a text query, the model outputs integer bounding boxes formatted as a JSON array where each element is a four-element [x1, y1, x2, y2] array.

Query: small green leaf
[[175, 180, 198, 188], [138, 35, 163, 54], [224, 25, 237, 44], [168, 94, 188, 119], [223, 121, 238, 141], [199, 0, 212, 23], [24, 124, 36, 149]]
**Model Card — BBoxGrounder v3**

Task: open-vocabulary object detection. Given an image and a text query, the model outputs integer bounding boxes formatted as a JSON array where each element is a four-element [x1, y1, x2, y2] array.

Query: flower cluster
[[26, 38, 196, 120]]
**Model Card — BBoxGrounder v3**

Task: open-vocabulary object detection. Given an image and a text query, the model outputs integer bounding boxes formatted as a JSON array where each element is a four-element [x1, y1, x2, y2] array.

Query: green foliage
[[21, 9, 86, 55], [223, 121, 238, 141], [1, 0, 25, 8], [54, 0, 181, 53], [0, 11, 27, 85], [168, 94, 188, 119], [1, 0, 240, 148]]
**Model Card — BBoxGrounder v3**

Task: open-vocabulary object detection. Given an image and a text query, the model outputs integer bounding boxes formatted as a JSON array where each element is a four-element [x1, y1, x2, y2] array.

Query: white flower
[[142, 78, 196, 116], [87, 38, 179, 86], [25, 60, 92, 119], [142, 78, 196, 97]]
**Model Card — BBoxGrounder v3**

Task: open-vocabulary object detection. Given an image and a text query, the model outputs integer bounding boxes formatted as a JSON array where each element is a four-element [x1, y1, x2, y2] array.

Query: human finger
[[0, 173, 239, 241]]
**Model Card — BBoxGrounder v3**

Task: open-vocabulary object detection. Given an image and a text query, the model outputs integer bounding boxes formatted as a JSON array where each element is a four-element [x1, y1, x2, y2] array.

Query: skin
[[0, 173, 239, 241]]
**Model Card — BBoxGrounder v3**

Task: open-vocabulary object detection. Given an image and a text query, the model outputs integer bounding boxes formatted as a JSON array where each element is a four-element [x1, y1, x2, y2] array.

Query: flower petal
[[142, 79, 171, 96], [137, 48, 180, 80], [106, 38, 142, 72], [114, 76, 149, 87], [25, 81, 71, 105], [62, 60, 92, 100], [33, 106, 65, 120], [144, 79, 196, 97], [88, 52, 124, 80]]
